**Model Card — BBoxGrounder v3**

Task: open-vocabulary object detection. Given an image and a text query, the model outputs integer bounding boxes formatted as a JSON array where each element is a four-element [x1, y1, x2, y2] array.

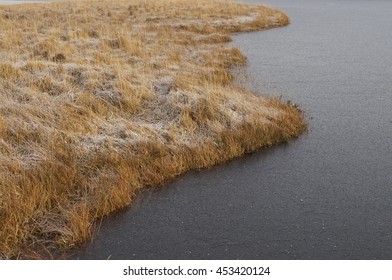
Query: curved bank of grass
[[0, 0, 306, 258]]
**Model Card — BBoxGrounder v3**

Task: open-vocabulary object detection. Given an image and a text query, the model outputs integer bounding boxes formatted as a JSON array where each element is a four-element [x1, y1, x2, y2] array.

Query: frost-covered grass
[[0, 0, 305, 259]]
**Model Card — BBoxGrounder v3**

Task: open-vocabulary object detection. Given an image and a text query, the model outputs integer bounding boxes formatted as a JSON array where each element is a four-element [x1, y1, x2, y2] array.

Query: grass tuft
[[0, 0, 306, 259]]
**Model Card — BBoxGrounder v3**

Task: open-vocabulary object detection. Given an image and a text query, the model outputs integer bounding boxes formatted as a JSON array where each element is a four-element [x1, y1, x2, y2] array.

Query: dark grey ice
[[75, 0, 392, 259]]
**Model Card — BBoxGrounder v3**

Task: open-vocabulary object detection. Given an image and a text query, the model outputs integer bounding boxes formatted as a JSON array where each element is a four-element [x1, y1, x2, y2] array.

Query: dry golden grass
[[0, 0, 305, 259]]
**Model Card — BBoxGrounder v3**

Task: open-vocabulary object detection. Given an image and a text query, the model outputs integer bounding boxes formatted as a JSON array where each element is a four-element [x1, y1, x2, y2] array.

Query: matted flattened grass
[[0, 0, 305, 259]]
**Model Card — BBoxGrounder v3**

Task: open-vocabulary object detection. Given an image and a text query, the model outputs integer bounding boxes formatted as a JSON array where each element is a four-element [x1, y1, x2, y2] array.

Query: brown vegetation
[[0, 0, 305, 259]]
